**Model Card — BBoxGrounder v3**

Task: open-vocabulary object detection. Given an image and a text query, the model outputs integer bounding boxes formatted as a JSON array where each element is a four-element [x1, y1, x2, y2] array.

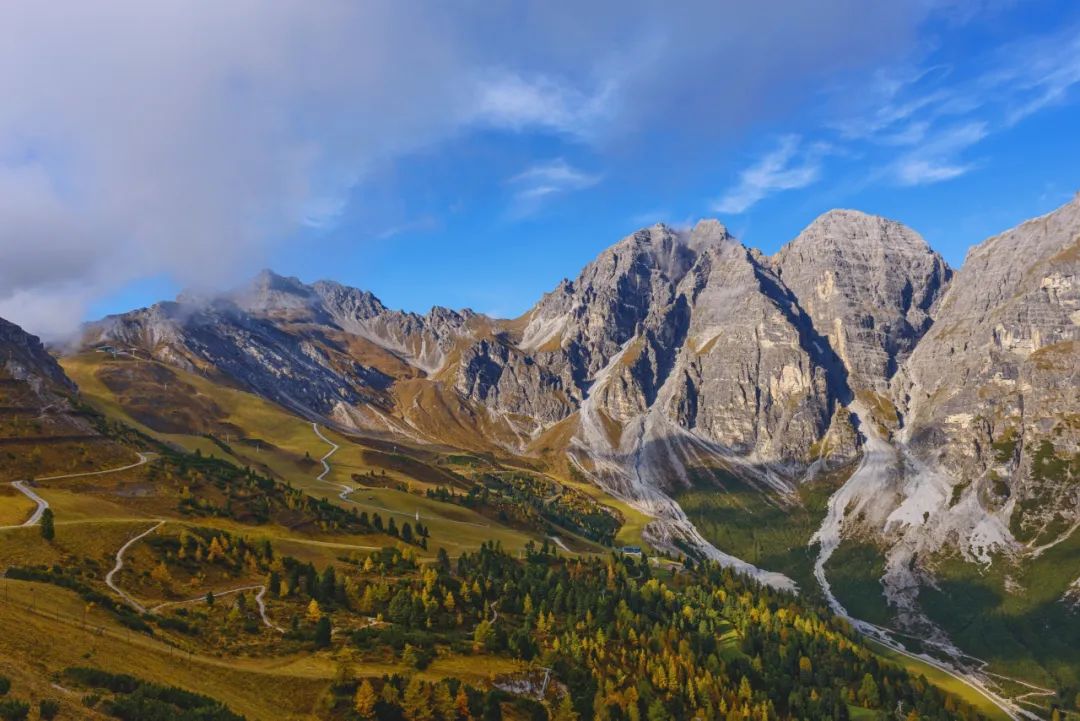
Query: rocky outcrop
[[896, 195, 1080, 547], [454, 337, 574, 424], [773, 210, 951, 398], [1, 316, 76, 394], [83, 295, 390, 420]]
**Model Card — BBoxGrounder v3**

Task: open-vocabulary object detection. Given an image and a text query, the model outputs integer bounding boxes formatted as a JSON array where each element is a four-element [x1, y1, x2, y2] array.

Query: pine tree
[[39, 508, 54, 541], [551, 694, 579, 721], [402, 676, 433, 721], [314, 616, 332, 648], [481, 692, 502, 721], [858, 674, 880, 709], [354, 679, 378, 719], [433, 683, 456, 720]]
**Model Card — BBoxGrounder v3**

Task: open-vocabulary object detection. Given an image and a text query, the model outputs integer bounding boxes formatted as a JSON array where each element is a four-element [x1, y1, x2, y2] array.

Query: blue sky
[[2, 2, 1079, 334]]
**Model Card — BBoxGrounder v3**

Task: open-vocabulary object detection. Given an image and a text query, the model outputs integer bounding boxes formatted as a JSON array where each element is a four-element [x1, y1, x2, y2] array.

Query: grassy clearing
[[0, 575, 524, 720], [0, 579, 329, 720], [866, 640, 1012, 721]]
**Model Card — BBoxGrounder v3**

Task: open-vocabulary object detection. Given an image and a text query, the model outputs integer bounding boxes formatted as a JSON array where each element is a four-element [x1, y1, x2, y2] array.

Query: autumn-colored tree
[[432, 682, 456, 720], [150, 562, 172, 585], [798, 656, 812, 682], [455, 686, 472, 720], [381, 682, 400, 706], [207, 536, 225, 561], [473, 619, 494, 652], [402, 676, 433, 721], [551, 694, 579, 721], [858, 674, 880, 709], [306, 598, 322, 623], [354, 679, 378, 719]]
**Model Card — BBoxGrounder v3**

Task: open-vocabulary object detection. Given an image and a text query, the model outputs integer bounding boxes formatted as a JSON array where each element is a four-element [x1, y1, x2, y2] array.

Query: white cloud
[[507, 159, 601, 216], [892, 121, 987, 186], [713, 136, 828, 214], [471, 72, 613, 138], [0, 1, 934, 337]]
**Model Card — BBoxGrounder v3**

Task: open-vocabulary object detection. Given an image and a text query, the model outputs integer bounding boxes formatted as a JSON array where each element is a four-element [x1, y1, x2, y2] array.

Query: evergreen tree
[[859, 674, 881, 709], [552, 694, 579, 721], [314, 616, 332, 648], [481, 692, 502, 721], [39, 508, 54, 541], [402, 676, 433, 721]]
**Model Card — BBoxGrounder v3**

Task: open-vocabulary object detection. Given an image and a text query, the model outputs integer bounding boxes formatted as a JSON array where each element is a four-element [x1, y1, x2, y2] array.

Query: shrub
[[38, 699, 60, 720], [0, 699, 29, 721]]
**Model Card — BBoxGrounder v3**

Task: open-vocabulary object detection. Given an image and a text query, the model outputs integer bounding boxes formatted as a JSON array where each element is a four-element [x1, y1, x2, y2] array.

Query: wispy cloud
[[827, 20, 1080, 189], [996, 30, 1080, 125], [471, 72, 614, 138], [891, 121, 987, 185], [713, 136, 829, 214], [375, 216, 440, 241], [507, 159, 601, 216]]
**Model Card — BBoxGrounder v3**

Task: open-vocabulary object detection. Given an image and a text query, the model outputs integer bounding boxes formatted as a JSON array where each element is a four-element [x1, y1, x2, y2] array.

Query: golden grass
[[61, 352, 638, 559], [0, 484, 35, 525], [0, 577, 524, 719]]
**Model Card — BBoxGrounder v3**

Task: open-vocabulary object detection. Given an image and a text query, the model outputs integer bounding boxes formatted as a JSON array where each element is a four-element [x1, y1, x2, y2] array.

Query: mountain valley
[[2, 198, 1078, 721]]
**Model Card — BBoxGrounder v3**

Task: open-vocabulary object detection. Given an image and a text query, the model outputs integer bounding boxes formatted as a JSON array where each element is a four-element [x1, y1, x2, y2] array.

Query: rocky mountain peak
[[771, 209, 951, 394], [231, 269, 316, 314], [311, 279, 388, 321]]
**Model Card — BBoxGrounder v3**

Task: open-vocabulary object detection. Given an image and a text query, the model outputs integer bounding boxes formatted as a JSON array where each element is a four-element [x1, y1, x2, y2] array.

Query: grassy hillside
[[0, 351, 1035, 720]]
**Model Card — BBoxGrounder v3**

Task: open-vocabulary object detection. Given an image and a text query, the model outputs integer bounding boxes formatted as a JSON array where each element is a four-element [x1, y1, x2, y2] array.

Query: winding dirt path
[[36, 452, 150, 482], [4, 481, 49, 528], [309, 424, 492, 531], [312, 423, 339, 483], [255, 584, 285, 632], [149, 584, 284, 633], [0, 452, 150, 530], [105, 520, 165, 613]]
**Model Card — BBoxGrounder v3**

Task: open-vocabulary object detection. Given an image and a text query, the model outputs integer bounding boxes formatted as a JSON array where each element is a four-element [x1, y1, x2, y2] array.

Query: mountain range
[[5, 194, 1079, 701], [78, 196, 1078, 568]]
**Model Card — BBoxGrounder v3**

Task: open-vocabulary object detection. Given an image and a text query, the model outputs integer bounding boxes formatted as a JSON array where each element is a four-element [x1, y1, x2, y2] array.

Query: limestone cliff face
[[668, 239, 836, 467], [896, 196, 1080, 546], [772, 210, 951, 398], [453, 337, 573, 425], [69, 199, 1080, 599], [517, 222, 710, 392]]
